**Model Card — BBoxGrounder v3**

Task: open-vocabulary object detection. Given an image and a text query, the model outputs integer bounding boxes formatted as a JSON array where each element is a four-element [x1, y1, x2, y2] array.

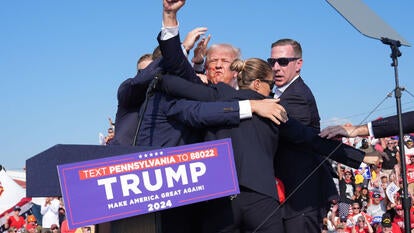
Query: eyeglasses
[[267, 57, 300, 67], [352, 207, 360, 209], [259, 79, 275, 90]]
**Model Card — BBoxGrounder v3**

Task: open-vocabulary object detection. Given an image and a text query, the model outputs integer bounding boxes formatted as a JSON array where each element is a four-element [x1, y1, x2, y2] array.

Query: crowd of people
[[321, 134, 414, 233], [3, 197, 94, 233]]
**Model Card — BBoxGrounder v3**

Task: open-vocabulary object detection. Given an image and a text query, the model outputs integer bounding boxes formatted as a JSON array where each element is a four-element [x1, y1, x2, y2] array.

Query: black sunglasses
[[267, 57, 300, 67]]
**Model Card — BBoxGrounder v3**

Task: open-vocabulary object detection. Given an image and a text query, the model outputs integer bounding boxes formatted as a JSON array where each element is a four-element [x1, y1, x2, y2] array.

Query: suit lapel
[[279, 76, 302, 99]]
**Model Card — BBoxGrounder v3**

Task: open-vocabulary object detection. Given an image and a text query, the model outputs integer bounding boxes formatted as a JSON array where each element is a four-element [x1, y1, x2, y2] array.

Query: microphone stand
[[132, 74, 162, 146], [381, 37, 411, 233], [131, 73, 163, 233]]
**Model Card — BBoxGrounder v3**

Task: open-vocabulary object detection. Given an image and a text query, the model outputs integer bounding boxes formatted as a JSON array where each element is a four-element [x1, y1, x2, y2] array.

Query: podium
[[26, 144, 161, 233]]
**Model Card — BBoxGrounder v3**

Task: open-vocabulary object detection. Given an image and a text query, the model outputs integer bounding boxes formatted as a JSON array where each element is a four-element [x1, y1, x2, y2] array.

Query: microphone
[[146, 72, 163, 97]]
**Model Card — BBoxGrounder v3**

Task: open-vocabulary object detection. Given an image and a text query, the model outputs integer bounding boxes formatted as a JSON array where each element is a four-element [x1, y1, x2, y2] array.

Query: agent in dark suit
[[269, 38, 340, 233], [111, 54, 162, 146], [320, 111, 414, 139], [206, 58, 371, 233]]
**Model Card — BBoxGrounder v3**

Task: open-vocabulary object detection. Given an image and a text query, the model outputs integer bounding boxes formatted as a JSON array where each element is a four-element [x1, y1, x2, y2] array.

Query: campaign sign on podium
[[57, 138, 239, 229]]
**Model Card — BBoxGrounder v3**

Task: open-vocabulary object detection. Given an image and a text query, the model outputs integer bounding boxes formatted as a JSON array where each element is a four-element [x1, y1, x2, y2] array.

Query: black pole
[[131, 74, 163, 233], [381, 37, 410, 233], [132, 74, 162, 146]]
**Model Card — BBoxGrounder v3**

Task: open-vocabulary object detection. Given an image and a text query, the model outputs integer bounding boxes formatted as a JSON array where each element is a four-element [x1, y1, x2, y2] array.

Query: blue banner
[[57, 138, 239, 229]]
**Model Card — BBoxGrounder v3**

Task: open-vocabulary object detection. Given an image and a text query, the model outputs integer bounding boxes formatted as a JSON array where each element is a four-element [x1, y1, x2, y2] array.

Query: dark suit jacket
[[275, 77, 339, 217], [372, 111, 414, 138], [112, 58, 163, 146], [205, 90, 281, 199]]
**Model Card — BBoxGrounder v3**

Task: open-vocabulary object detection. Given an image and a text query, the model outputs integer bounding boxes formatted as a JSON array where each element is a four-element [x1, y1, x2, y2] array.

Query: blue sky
[[1, 1, 413, 170]]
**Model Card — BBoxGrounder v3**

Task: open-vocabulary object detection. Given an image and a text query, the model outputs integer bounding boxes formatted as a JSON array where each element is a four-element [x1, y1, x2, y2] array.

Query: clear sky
[[1, 0, 413, 170]]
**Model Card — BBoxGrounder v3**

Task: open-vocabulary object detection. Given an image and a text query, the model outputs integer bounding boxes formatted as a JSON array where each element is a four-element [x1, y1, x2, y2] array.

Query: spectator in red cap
[[393, 204, 405, 232]]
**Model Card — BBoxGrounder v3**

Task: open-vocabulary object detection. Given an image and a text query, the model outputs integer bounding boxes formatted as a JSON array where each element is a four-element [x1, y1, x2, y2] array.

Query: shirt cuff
[[367, 121, 374, 137], [181, 44, 188, 57], [160, 22, 179, 40], [239, 100, 252, 119]]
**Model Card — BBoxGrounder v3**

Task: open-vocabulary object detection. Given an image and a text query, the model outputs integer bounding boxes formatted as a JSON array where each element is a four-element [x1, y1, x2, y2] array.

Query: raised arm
[[159, 0, 204, 84], [117, 58, 162, 108], [320, 111, 414, 139], [319, 124, 369, 139], [279, 117, 382, 168], [162, 0, 184, 27]]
